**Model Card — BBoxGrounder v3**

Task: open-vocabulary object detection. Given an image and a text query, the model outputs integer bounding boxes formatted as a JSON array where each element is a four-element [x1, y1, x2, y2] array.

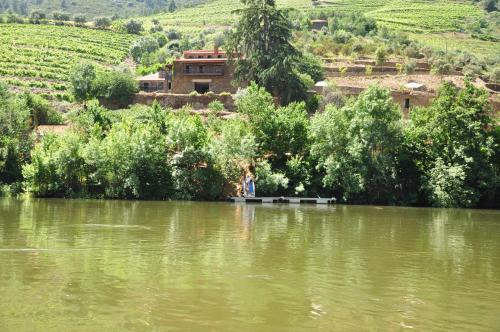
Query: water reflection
[[0, 199, 499, 331]]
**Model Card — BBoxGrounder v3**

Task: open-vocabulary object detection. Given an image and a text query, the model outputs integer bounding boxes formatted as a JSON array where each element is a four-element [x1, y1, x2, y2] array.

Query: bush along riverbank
[[0, 81, 499, 208]]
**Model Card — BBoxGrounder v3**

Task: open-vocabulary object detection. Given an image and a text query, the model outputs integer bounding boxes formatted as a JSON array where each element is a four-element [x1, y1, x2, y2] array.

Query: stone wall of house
[[333, 85, 499, 118], [172, 63, 237, 94], [133, 93, 236, 111]]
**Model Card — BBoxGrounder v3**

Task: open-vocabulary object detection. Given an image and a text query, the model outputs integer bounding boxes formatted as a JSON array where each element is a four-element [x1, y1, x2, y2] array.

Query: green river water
[[0, 198, 499, 331]]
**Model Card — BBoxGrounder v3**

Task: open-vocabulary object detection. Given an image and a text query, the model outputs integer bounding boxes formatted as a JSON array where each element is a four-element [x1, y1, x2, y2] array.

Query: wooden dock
[[230, 197, 336, 205]]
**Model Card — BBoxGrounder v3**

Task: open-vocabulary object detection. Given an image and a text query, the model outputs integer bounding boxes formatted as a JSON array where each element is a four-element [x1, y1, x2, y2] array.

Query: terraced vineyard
[[145, 0, 483, 34], [141, 0, 497, 59], [0, 24, 135, 98]]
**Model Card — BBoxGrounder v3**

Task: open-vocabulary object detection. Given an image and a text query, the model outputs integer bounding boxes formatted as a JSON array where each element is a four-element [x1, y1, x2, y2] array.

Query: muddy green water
[[0, 199, 499, 331]]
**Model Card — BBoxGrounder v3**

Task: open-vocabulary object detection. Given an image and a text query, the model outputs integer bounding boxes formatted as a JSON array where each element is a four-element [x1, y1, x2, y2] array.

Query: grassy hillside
[[0, 0, 205, 19], [0, 24, 135, 98], [144, 0, 498, 58], [145, 0, 483, 33]]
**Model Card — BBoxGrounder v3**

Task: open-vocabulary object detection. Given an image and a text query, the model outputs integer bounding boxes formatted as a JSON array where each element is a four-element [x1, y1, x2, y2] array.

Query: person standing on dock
[[246, 174, 256, 198]]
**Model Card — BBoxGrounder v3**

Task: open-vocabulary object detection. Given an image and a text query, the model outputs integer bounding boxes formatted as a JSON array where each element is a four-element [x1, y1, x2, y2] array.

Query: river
[[0, 198, 499, 331]]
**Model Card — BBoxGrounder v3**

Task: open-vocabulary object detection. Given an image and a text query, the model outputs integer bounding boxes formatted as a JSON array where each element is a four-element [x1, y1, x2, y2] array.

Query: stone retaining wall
[[133, 93, 236, 111]]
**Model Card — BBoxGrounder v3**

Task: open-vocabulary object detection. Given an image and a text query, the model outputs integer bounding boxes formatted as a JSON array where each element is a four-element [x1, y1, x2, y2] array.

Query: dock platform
[[230, 197, 336, 205]]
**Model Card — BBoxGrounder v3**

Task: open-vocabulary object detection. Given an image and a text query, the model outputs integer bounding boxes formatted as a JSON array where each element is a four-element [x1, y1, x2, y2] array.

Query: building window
[[199, 65, 204, 73], [158, 83, 164, 90], [168, 82, 172, 90], [194, 82, 210, 94], [404, 98, 410, 109], [185, 65, 190, 73]]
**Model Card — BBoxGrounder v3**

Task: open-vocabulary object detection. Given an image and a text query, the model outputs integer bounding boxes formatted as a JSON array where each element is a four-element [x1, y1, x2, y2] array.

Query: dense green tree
[[405, 81, 498, 208], [123, 19, 143, 35], [235, 83, 310, 161], [94, 17, 111, 28], [0, 83, 32, 186], [93, 70, 138, 108], [168, 0, 177, 12], [23, 132, 85, 197], [130, 36, 160, 63], [226, 0, 321, 104], [209, 118, 257, 189], [70, 62, 96, 108], [87, 121, 172, 199], [310, 85, 403, 203], [73, 14, 86, 25]]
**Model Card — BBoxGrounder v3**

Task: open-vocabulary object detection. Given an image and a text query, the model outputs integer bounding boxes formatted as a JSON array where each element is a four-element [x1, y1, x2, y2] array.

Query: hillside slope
[[0, 24, 135, 98], [143, 0, 498, 58], [144, 0, 483, 33], [0, 0, 205, 19]]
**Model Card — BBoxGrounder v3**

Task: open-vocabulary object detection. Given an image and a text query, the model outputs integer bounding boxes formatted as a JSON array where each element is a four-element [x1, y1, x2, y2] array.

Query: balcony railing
[[182, 68, 225, 75]]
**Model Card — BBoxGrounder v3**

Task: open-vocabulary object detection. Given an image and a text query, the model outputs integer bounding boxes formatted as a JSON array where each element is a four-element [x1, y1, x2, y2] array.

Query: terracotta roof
[[184, 50, 226, 56], [175, 58, 227, 63]]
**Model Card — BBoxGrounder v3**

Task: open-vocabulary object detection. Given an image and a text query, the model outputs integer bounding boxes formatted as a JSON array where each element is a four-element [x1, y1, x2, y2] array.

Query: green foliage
[[93, 70, 138, 107], [70, 62, 96, 105], [255, 160, 289, 196], [21, 92, 63, 126], [73, 15, 87, 25], [310, 85, 403, 203], [94, 17, 111, 29], [236, 83, 310, 162], [209, 119, 256, 186], [404, 81, 498, 208], [375, 46, 387, 65], [90, 121, 172, 199], [226, 0, 323, 104], [123, 19, 144, 35], [23, 132, 85, 197], [130, 36, 160, 63], [0, 24, 134, 96]]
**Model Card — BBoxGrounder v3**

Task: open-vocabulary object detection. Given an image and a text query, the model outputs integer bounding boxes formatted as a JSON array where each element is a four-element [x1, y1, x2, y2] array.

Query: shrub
[[375, 46, 387, 65], [93, 70, 138, 107], [73, 15, 87, 25], [255, 160, 289, 196], [166, 29, 181, 40], [94, 17, 111, 29], [431, 58, 452, 75], [29, 11, 46, 24], [52, 12, 70, 21], [124, 20, 143, 35], [332, 29, 351, 43], [208, 100, 225, 112]]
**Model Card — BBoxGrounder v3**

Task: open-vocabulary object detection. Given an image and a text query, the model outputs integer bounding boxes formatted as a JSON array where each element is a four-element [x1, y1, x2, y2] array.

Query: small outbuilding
[[137, 70, 170, 93], [311, 20, 328, 31]]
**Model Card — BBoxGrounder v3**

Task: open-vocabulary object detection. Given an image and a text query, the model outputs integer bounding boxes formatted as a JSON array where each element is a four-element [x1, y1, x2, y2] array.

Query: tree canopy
[[226, 0, 323, 104]]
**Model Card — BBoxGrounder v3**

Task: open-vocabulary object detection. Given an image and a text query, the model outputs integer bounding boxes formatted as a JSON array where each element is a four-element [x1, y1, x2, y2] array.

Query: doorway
[[194, 82, 210, 94]]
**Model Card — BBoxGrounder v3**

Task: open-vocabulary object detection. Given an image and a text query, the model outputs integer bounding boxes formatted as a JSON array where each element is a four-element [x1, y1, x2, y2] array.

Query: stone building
[[172, 49, 237, 94], [137, 70, 170, 92], [137, 49, 237, 95]]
